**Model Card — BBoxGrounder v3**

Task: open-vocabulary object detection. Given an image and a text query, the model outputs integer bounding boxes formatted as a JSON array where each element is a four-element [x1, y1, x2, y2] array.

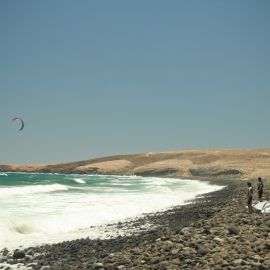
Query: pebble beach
[[1, 178, 270, 270]]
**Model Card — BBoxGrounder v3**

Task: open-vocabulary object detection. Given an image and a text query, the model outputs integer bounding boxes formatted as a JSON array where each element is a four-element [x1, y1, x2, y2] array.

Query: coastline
[[1, 148, 270, 180], [4, 177, 268, 269]]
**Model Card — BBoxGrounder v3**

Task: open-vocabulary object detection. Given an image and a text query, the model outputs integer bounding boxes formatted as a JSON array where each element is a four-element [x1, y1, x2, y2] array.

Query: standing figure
[[257, 177, 264, 202], [247, 182, 253, 214]]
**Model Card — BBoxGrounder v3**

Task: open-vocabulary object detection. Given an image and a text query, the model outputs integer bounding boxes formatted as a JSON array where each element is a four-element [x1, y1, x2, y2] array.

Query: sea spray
[[0, 173, 224, 249]]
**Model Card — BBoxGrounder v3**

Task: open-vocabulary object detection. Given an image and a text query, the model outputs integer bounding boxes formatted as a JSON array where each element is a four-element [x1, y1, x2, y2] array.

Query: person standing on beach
[[247, 182, 254, 214], [257, 177, 264, 202]]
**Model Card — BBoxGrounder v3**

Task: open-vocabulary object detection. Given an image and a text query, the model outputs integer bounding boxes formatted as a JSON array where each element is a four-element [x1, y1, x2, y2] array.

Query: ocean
[[0, 172, 223, 250]]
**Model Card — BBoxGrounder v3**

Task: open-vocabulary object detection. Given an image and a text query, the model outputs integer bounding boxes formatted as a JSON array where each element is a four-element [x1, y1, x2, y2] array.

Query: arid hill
[[1, 149, 270, 180], [0, 149, 270, 178]]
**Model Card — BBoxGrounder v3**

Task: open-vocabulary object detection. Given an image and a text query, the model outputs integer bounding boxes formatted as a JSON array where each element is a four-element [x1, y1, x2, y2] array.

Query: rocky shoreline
[[1, 178, 270, 270]]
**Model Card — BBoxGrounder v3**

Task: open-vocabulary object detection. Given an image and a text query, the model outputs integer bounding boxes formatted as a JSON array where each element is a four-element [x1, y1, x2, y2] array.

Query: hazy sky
[[1, 0, 270, 164]]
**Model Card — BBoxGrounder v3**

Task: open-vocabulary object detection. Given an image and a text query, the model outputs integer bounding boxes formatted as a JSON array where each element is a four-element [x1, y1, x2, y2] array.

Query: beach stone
[[228, 225, 240, 235], [251, 261, 261, 267], [196, 245, 208, 256], [259, 265, 269, 270], [220, 250, 229, 259], [180, 227, 192, 236], [251, 254, 261, 261], [12, 250, 25, 259], [26, 249, 34, 256], [202, 228, 211, 234], [159, 261, 170, 269], [2, 249, 9, 257], [171, 258, 181, 265], [162, 241, 173, 251], [241, 218, 250, 224], [213, 254, 223, 264], [263, 226, 270, 233], [264, 241, 270, 250], [265, 220, 270, 227], [150, 257, 160, 264], [213, 237, 224, 245], [221, 260, 229, 266], [93, 262, 104, 269], [256, 219, 263, 226], [233, 258, 243, 265], [26, 262, 38, 269], [40, 266, 50, 270], [104, 263, 116, 270], [117, 265, 126, 270], [170, 248, 179, 255], [108, 253, 115, 258]]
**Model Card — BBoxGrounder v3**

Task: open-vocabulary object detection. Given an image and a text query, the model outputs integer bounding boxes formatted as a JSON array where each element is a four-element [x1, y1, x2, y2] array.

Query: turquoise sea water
[[0, 172, 223, 249]]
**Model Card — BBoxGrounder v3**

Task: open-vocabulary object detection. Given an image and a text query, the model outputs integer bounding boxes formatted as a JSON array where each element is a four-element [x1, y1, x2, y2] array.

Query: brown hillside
[[1, 149, 270, 180]]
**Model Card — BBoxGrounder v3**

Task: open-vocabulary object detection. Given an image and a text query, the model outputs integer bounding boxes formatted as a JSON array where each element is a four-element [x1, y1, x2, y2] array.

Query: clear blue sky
[[1, 0, 269, 164]]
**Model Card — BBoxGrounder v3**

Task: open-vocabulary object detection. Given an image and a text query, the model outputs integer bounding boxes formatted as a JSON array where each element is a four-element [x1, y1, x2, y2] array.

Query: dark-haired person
[[247, 182, 254, 214], [257, 177, 264, 202]]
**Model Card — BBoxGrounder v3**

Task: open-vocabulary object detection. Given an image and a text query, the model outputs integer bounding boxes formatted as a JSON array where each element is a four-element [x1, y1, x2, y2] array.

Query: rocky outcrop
[[73, 160, 133, 174], [134, 159, 193, 176], [189, 167, 243, 178]]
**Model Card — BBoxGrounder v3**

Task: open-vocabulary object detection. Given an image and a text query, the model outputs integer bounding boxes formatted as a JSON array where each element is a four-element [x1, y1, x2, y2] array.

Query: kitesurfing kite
[[12, 117, 24, 131]]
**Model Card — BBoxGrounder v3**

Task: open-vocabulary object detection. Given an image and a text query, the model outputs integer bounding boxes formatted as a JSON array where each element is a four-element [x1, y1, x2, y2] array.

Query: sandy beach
[[1, 176, 270, 270]]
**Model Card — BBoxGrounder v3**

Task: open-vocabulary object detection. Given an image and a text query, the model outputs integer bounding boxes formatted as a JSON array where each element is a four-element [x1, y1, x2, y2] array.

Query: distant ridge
[[1, 149, 270, 180]]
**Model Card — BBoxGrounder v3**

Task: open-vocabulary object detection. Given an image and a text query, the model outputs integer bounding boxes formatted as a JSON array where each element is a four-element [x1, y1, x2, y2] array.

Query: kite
[[12, 117, 24, 131]]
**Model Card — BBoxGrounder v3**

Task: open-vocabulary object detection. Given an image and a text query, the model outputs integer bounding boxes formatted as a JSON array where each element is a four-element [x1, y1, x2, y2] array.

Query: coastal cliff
[[1, 149, 270, 179]]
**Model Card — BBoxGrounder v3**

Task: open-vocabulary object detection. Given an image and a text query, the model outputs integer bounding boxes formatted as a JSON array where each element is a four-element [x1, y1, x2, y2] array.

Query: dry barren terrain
[[1, 149, 270, 180]]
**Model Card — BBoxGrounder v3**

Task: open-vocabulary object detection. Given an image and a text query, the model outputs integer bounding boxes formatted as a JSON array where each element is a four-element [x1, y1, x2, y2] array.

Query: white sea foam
[[73, 178, 86, 184], [0, 184, 69, 197], [0, 175, 224, 249]]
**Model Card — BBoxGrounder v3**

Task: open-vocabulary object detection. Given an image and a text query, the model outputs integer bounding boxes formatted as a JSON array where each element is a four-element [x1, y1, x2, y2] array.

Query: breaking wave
[[0, 184, 69, 197], [0, 173, 224, 249]]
